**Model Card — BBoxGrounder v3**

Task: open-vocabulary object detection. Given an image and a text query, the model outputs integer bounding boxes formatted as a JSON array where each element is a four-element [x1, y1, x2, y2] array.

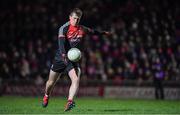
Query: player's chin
[[74, 23, 79, 26]]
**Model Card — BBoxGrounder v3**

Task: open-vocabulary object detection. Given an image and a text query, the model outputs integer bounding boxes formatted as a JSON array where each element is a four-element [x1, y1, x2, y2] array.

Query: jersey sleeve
[[82, 26, 106, 35], [58, 26, 66, 54], [58, 25, 66, 37]]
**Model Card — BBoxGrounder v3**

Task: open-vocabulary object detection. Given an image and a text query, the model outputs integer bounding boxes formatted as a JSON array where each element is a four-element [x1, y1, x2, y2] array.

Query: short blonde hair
[[70, 8, 83, 17]]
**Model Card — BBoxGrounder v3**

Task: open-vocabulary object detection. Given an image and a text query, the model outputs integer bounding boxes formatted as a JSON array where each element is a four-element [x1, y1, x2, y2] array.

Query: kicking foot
[[64, 100, 75, 111]]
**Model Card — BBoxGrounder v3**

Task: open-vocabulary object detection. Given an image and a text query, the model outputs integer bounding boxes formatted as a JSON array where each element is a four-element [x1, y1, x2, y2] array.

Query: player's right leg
[[42, 69, 60, 107]]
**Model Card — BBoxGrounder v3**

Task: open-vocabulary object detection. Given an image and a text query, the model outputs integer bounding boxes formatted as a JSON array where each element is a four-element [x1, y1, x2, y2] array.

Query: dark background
[[0, 0, 179, 96]]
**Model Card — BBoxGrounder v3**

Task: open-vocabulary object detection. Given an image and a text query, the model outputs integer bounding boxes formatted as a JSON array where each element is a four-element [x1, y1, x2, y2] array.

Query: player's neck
[[70, 24, 79, 27]]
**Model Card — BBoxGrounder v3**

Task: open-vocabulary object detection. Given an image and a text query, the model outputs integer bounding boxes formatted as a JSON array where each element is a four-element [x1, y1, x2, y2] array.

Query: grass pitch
[[0, 96, 180, 114]]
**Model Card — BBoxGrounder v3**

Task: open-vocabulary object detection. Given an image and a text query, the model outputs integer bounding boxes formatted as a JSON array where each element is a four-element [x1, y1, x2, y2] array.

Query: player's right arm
[[58, 25, 67, 62], [58, 28, 66, 54]]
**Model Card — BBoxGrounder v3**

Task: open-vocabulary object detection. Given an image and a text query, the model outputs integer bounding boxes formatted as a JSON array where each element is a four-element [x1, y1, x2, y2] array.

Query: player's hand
[[62, 53, 68, 64], [103, 31, 112, 36]]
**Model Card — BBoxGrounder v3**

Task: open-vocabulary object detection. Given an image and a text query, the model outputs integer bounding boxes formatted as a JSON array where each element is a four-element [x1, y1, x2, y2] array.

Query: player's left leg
[[64, 67, 81, 111], [68, 67, 81, 100]]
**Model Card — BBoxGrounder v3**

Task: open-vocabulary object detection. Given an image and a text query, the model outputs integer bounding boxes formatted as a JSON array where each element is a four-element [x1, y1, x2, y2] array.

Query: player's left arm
[[82, 26, 111, 36]]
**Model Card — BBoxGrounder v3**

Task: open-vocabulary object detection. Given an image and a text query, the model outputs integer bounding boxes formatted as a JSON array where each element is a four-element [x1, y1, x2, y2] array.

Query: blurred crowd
[[0, 0, 179, 85]]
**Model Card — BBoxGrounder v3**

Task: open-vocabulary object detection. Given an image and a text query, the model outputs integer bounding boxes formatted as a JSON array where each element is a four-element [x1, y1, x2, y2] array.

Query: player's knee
[[72, 76, 79, 84]]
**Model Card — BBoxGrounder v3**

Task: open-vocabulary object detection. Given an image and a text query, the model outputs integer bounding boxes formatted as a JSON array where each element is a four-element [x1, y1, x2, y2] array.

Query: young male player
[[42, 8, 110, 111]]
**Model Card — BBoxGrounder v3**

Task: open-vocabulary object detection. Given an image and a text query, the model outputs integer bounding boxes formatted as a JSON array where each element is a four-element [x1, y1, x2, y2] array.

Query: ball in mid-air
[[67, 48, 81, 62]]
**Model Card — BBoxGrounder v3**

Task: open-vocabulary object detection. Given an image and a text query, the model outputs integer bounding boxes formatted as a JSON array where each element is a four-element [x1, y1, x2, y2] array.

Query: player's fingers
[[105, 31, 112, 36]]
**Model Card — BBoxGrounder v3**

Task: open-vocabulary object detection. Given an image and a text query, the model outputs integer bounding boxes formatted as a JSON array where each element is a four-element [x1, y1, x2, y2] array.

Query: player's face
[[69, 13, 81, 26]]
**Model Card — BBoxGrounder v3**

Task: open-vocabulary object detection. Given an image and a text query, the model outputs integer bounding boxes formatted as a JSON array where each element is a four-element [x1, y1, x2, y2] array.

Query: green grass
[[0, 96, 180, 114]]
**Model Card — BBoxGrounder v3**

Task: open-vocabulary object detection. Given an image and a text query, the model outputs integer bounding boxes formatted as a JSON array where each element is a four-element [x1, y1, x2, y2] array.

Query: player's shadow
[[87, 109, 93, 111], [86, 109, 133, 112], [104, 109, 133, 112]]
